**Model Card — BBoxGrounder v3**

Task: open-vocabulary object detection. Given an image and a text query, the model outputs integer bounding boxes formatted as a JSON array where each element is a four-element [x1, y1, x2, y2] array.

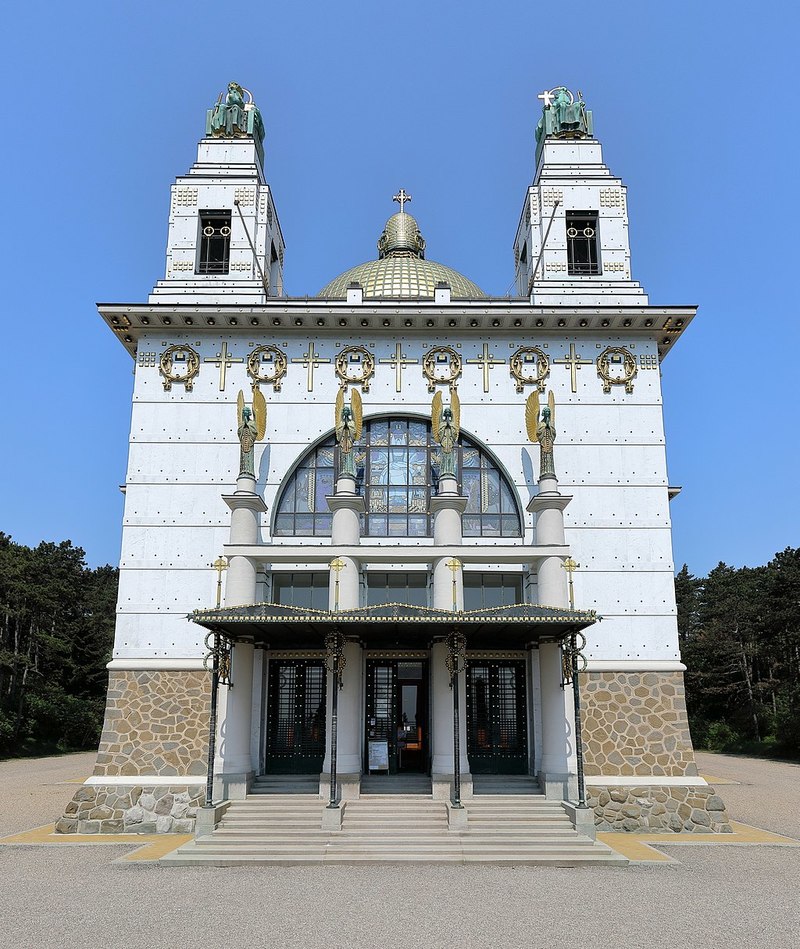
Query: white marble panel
[[112, 611, 208, 659], [567, 527, 675, 571], [120, 525, 229, 569]]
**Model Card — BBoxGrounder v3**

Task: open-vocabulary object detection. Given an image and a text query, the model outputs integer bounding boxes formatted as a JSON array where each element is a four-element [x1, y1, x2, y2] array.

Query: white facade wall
[[114, 326, 678, 665]]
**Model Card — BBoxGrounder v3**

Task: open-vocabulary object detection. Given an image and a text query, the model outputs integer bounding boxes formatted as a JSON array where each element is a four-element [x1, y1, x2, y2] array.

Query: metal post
[[325, 630, 346, 809], [571, 638, 587, 808], [445, 630, 467, 809], [562, 631, 588, 808], [203, 632, 221, 808]]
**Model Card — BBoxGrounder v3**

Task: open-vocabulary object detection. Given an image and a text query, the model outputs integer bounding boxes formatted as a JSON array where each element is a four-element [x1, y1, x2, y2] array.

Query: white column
[[430, 475, 467, 610], [218, 473, 268, 799], [429, 475, 470, 798], [322, 475, 366, 798], [527, 473, 577, 800]]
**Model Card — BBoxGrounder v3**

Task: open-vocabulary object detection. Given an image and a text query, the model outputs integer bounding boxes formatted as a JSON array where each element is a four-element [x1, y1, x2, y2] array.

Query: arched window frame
[[271, 413, 524, 540]]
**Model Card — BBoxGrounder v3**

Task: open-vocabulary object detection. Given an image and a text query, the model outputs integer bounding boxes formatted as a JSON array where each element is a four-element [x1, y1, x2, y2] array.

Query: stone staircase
[[163, 784, 627, 866]]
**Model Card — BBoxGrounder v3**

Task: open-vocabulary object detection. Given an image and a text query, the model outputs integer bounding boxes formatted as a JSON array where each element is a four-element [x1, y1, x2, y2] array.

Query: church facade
[[57, 83, 731, 837]]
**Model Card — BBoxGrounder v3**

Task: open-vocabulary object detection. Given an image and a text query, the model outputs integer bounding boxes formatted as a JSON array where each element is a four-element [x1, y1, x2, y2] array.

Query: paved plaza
[[1, 751, 799, 949]]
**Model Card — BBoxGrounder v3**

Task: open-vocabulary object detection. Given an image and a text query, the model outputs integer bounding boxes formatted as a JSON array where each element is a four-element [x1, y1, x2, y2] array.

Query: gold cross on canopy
[[554, 343, 592, 393], [379, 343, 419, 392], [562, 557, 580, 609], [291, 342, 331, 392], [212, 555, 228, 608], [446, 557, 462, 612], [204, 342, 244, 391], [330, 557, 346, 611], [466, 343, 505, 393], [392, 189, 411, 213]]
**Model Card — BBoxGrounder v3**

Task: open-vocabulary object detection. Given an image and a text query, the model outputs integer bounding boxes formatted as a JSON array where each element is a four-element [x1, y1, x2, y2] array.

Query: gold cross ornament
[[562, 557, 580, 610], [292, 342, 331, 392], [204, 342, 244, 391], [446, 557, 462, 612], [330, 557, 346, 611], [466, 343, 506, 393], [212, 555, 228, 608], [553, 343, 592, 393], [379, 342, 419, 393]]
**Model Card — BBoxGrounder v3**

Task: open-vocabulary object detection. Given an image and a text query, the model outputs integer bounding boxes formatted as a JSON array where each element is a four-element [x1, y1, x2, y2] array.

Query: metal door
[[466, 659, 528, 774], [265, 659, 326, 774]]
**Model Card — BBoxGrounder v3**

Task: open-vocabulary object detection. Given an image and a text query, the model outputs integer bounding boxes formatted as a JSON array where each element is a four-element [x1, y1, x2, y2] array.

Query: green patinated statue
[[526, 390, 557, 479], [207, 82, 265, 145], [335, 386, 363, 479], [535, 87, 592, 149], [432, 389, 461, 479], [236, 388, 267, 479]]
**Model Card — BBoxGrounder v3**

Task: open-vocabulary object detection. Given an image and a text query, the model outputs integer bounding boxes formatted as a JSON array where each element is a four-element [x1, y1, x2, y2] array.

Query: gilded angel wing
[[253, 387, 267, 441], [431, 391, 443, 444], [334, 386, 345, 440], [451, 389, 461, 441], [237, 389, 245, 426], [351, 387, 363, 441], [525, 391, 540, 443], [548, 389, 555, 427]]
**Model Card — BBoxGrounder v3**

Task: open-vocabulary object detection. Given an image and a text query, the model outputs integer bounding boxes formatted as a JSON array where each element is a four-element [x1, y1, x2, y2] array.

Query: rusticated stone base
[[581, 671, 697, 776], [93, 670, 210, 778], [54, 784, 205, 835], [587, 784, 733, 833]]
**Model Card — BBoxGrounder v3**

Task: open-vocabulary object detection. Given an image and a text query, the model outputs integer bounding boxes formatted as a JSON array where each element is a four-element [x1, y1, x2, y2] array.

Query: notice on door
[[368, 740, 389, 771]]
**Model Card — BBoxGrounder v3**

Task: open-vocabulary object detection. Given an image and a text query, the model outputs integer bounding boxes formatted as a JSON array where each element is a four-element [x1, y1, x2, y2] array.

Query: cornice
[[98, 300, 696, 362]]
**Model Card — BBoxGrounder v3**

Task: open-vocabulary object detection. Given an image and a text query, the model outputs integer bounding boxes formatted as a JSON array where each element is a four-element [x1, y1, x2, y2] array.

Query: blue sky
[[1, 0, 796, 575]]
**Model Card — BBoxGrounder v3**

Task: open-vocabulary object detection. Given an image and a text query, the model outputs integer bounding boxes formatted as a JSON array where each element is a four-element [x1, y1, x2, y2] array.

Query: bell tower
[[149, 81, 285, 305], [513, 87, 647, 306]]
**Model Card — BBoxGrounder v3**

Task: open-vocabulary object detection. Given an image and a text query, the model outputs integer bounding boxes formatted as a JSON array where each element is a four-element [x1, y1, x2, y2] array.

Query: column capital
[[222, 492, 268, 514], [326, 494, 366, 515], [527, 492, 572, 514], [430, 494, 468, 515]]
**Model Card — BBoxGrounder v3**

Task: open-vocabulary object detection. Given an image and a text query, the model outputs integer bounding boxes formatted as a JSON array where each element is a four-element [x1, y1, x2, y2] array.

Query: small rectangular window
[[197, 210, 231, 274], [273, 572, 329, 610], [463, 573, 524, 611], [566, 210, 600, 275]]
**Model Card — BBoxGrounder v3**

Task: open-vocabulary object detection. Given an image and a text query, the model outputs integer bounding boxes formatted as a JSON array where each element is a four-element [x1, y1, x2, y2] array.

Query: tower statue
[[526, 389, 557, 479], [535, 87, 592, 147], [207, 81, 265, 145], [236, 388, 267, 478], [431, 389, 461, 478], [334, 386, 363, 478]]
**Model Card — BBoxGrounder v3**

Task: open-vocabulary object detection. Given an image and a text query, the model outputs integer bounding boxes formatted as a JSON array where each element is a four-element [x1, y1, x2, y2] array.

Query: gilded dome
[[318, 209, 486, 300]]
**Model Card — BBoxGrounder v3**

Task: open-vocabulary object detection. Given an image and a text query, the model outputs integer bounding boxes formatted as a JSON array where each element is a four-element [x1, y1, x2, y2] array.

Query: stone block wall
[[587, 784, 732, 833], [581, 671, 696, 776], [54, 784, 205, 834], [56, 669, 211, 834], [579, 670, 732, 832], [93, 670, 210, 777]]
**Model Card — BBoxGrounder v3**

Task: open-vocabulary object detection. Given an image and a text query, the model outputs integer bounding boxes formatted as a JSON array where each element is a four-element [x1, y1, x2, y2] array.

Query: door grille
[[466, 659, 528, 774], [265, 659, 326, 773]]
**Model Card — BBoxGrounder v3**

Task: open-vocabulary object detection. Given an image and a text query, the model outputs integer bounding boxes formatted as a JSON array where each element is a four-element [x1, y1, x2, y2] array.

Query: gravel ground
[[0, 751, 798, 949]]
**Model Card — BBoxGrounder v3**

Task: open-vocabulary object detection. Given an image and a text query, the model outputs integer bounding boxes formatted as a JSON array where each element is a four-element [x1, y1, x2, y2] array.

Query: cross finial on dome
[[392, 189, 412, 213]]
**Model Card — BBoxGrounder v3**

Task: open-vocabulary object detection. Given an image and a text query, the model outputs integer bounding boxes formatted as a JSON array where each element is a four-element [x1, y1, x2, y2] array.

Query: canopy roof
[[190, 601, 598, 650]]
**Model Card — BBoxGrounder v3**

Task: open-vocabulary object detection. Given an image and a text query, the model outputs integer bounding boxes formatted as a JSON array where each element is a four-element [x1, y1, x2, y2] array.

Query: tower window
[[197, 210, 231, 274], [566, 211, 600, 275]]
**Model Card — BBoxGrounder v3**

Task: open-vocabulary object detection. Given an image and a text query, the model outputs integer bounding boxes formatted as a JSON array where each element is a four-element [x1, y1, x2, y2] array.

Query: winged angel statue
[[335, 386, 363, 477], [431, 389, 460, 478], [236, 388, 267, 478], [526, 389, 557, 479]]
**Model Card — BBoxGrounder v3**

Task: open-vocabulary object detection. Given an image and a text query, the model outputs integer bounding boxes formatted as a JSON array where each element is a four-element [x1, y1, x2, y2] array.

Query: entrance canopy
[[190, 602, 597, 650]]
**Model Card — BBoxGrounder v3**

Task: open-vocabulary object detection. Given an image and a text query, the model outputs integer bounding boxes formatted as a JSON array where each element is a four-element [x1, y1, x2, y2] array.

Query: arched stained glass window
[[273, 417, 522, 539]]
